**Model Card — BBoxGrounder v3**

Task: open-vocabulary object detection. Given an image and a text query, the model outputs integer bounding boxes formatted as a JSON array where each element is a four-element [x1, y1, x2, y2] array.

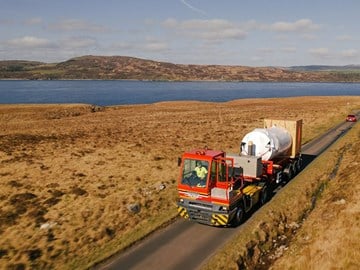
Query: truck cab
[[177, 149, 247, 226], [179, 149, 235, 187]]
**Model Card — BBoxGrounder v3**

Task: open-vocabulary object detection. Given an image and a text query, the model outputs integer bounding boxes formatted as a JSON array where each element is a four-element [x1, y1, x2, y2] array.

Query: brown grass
[[0, 97, 359, 269]]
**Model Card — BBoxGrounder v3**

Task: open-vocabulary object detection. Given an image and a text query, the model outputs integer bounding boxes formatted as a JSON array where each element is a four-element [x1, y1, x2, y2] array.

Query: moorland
[[0, 96, 359, 269]]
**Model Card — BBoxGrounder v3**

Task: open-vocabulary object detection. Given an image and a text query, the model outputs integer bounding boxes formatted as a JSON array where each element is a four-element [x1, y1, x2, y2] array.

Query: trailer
[[177, 119, 302, 226]]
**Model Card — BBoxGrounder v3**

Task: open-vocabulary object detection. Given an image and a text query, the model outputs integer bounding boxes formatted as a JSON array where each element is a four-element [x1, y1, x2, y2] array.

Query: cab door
[[213, 157, 233, 187]]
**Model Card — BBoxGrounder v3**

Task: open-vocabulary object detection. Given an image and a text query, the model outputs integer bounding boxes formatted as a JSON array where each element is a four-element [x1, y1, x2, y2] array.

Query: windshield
[[181, 159, 209, 188]]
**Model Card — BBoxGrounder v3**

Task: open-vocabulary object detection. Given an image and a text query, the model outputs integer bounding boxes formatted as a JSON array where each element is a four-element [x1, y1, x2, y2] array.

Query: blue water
[[0, 80, 359, 106]]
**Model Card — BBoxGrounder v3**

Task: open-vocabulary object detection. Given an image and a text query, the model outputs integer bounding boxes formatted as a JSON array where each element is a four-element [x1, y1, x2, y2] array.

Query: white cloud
[[163, 18, 247, 41], [179, 19, 228, 30], [162, 18, 320, 46], [202, 28, 246, 41], [143, 41, 168, 52], [1, 35, 101, 61], [241, 20, 264, 31], [309, 47, 330, 58], [60, 36, 98, 49], [6, 36, 52, 48], [49, 19, 107, 32], [109, 39, 168, 54], [341, 49, 358, 58], [162, 18, 178, 28], [270, 19, 320, 33], [24, 17, 43, 25]]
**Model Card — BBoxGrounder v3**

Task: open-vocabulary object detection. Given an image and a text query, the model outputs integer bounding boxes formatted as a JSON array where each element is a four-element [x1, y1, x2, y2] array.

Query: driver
[[194, 162, 208, 180]]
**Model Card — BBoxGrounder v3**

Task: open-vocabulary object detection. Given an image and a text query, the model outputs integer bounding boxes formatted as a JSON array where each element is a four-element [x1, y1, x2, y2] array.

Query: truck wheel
[[232, 204, 244, 227], [260, 185, 270, 205]]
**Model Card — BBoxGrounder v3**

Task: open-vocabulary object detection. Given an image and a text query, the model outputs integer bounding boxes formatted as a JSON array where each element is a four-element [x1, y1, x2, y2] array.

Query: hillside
[[1, 55, 360, 82]]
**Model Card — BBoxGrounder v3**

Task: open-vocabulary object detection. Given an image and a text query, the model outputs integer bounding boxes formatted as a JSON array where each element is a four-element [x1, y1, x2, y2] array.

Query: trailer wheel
[[232, 204, 245, 227], [295, 158, 303, 173], [283, 165, 293, 181], [292, 161, 298, 175]]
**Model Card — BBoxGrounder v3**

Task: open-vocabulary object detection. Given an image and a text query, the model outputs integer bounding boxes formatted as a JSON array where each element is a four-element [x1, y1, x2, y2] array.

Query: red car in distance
[[346, 114, 357, 122]]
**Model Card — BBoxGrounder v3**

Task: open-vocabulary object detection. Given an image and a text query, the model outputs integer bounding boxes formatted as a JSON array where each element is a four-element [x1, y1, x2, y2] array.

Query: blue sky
[[0, 0, 359, 66]]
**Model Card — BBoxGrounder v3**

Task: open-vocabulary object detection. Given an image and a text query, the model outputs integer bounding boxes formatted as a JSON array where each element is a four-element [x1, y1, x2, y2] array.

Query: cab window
[[181, 159, 209, 187]]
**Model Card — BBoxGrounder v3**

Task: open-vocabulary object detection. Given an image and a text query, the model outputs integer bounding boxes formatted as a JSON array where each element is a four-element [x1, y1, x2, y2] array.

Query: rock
[[334, 199, 346, 205], [158, 183, 166, 191], [40, 221, 57, 230], [90, 105, 104, 113], [127, 203, 141, 214], [152, 182, 166, 191]]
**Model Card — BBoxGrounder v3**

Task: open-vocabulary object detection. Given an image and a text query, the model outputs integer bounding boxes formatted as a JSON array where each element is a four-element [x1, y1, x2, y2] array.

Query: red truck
[[177, 119, 302, 226]]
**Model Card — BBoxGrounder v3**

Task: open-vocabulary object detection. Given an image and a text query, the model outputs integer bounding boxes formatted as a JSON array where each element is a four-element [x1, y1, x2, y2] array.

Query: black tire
[[232, 204, 245, 227], [284, 165, 293, 180], [296, 158, 303, 172], [293, 161, 299, 175], [260, 185, 269, 205]]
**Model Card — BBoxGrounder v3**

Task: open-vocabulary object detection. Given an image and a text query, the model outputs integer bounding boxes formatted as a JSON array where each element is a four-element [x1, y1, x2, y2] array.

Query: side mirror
[[177, 157, 182, 167]]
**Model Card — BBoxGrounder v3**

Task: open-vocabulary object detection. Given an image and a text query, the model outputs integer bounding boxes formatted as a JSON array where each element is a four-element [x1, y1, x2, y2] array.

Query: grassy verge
[[65, 206, 179, 269]]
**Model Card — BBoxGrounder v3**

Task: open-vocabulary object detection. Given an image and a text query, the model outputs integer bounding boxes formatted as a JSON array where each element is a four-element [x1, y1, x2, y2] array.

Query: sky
[[0, 0, 359, 67]]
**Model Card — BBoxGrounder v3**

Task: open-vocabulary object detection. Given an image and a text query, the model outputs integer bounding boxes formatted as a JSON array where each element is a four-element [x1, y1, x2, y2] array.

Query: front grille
[[188, 201, 213, 210], [179, 199, 229, 225], [187, 209, 211, 223]]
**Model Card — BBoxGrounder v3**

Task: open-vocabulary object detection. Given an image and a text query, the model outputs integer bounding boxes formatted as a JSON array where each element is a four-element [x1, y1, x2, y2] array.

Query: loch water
[[0, 80, 359, 106]]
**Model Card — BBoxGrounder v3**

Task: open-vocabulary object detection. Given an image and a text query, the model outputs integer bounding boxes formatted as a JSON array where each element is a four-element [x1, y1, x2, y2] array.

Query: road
[[95, 118, 357, 270]]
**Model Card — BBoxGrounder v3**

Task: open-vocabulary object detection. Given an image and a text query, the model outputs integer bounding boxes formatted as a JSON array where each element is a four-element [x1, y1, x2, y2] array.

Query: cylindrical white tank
[[241, 127, 292, 161]]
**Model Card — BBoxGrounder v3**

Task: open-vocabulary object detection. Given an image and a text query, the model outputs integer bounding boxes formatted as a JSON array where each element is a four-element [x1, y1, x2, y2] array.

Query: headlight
[[220, 206, 227, 211]]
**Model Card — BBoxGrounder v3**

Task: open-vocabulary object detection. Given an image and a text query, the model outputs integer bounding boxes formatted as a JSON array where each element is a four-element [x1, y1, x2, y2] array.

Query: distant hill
[[1, 55, 360, 82], [288, 65, 360, 71]]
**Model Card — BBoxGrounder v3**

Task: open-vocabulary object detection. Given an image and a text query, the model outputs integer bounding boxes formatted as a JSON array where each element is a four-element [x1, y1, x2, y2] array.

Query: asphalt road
[[95, 118, 357, 270]]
